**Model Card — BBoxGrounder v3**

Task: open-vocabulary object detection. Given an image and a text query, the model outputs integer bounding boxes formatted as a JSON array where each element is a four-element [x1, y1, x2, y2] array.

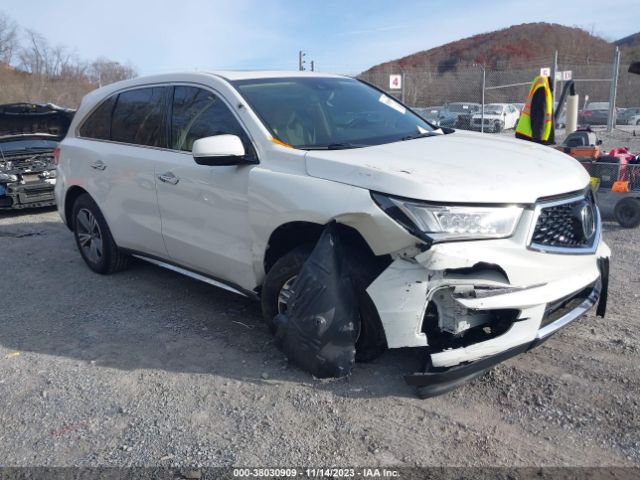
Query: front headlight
[[0, 173, 18, 182], [372, 192, 523, 242]]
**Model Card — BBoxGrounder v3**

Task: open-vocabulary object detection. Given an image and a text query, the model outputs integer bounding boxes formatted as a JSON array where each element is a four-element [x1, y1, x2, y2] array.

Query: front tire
[[261, 245, 387, 362], [261, 246, 310, 335], [72, 194, 130, 274]]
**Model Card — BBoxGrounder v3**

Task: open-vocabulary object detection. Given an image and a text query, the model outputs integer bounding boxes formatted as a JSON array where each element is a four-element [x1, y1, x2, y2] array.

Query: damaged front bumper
[[366, 229, 611, 396], [405, 271, 606, 397], [0, 178, 56, 209]]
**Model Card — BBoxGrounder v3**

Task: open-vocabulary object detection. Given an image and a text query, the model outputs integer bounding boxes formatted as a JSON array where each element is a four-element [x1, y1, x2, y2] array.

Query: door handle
[[90, 160, 107, 170], [158, 172, 180, 185]]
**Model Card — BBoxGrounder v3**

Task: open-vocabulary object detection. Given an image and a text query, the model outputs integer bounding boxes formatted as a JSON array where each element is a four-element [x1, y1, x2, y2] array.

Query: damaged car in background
[[55, 72, 609, 398], [0, 103, 74, 209]]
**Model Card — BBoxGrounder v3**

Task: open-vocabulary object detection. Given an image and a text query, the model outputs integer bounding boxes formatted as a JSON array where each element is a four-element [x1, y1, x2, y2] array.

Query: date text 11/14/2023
[[232, 467, 400, 477]]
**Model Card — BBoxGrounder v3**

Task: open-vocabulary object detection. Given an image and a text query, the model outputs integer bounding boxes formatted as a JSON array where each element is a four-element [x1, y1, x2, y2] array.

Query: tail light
[[53, 147, 61, 166]]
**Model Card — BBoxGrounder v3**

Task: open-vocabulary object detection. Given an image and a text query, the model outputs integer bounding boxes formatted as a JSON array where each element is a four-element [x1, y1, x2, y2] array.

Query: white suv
[[56, 71, 610, 396]]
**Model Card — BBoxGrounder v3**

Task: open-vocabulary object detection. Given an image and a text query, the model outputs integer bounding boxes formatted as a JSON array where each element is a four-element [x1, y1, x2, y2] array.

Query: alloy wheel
[[76, 208, 103, 264], [277, 275, 297, 314]]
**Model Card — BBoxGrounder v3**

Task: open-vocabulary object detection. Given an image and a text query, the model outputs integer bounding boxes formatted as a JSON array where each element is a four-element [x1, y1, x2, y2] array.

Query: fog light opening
[[421, 288, 519, 352]]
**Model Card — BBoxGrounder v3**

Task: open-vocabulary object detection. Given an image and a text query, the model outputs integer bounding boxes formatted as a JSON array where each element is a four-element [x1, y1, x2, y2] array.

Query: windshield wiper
[[302, 143, 367, 150], [399, 131, 441, 141]]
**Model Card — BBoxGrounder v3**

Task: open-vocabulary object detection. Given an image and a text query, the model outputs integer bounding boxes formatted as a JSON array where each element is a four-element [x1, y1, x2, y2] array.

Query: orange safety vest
[[515, 75, 554, 144]]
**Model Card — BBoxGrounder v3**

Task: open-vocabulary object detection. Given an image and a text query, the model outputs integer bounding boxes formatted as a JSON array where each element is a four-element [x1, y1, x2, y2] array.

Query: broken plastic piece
[[273, 222, 358, 378]]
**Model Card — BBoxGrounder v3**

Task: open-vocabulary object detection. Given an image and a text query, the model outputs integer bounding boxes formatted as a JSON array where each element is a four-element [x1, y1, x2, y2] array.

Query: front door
[[155, 85, 258, 291]]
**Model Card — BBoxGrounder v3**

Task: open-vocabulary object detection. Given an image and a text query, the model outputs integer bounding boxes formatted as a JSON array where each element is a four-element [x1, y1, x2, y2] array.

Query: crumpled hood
[[305, 130, 589, 204]]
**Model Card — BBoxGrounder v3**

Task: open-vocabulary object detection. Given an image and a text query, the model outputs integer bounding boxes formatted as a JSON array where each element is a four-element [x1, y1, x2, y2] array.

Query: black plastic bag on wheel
[[272, 222, 358, 378]]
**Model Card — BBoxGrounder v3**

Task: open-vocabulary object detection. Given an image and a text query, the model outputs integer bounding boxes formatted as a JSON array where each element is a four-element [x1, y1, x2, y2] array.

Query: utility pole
[[473, 63, 486, 133], [550, 50, 558, 107], [607, 46, 620, 132], [480, 64, 486, 133], [298, 50, 306, 71]]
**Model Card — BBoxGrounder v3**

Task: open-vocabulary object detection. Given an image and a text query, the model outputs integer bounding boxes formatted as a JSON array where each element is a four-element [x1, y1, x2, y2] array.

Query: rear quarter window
[[111, 87, 167, 147], [78, 95, 116, 140]]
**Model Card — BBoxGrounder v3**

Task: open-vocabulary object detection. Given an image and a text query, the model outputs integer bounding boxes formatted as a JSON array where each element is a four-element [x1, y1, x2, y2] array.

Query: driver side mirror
[[192, 134, 257, 166]]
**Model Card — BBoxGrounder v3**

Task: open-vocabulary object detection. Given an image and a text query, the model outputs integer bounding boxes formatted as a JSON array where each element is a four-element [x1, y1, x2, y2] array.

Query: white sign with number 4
[[389, 74, 402, 90]]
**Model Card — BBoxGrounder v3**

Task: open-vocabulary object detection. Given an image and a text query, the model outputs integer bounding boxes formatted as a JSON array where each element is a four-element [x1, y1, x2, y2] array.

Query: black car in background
[[578, 102, 626, 126], [579, 108, 611, 125], [0, 103, 74, 209], [438, 102, 480, 129]]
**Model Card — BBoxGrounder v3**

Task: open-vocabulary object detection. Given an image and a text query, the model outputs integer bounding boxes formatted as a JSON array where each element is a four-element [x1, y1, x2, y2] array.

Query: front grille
[[530, 193, 599, 252], [23, 185, 54, 196]]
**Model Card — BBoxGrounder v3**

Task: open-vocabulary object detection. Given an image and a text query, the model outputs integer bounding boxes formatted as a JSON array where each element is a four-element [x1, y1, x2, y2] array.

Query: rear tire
[[71, 193, 130, 274], [614, 197, 640, 228], [261, 245, 387, 362]]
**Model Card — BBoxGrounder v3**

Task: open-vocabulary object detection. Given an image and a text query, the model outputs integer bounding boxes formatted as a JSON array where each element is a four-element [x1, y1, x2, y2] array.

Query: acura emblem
[[580, 203, 596, 240]]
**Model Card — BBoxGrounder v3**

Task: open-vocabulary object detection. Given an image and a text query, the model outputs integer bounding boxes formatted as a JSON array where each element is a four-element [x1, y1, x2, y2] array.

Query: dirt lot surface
[[0, 206, 639, 469]]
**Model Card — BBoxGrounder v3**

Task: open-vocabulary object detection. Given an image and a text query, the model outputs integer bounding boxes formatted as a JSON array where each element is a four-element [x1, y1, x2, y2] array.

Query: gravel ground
[[0, 203, 638, 469]]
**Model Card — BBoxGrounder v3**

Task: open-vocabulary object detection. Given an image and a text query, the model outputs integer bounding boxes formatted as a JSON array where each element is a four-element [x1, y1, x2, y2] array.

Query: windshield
[[0, 137, 59, 153], [445, 104, 478, 113], [484, 104, 504, 114], [232, 77, 435, 149], [587, 102, 609, 110], [415, 108, 440, 120]]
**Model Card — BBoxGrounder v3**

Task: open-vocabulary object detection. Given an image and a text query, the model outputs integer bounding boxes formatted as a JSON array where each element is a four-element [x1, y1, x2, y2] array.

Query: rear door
[[76, 86, 170, 257], [155, 85, 258, 290]]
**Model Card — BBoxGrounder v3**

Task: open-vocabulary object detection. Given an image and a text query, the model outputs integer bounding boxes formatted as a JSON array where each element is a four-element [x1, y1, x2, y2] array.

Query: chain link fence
[[615, 63, 640, 128], [358, 50, 639, 138], [581, 161, 640, 192]]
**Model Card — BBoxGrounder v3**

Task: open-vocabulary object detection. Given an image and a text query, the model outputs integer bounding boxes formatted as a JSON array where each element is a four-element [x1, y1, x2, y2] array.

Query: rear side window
[[78, 95, 116, 140], [170, 86, 254, 154], [111, 87, 166, 147]]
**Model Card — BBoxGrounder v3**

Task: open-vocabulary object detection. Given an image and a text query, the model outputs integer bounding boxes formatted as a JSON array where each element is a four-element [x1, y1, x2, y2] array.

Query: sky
[[3, 0, 639, 75]]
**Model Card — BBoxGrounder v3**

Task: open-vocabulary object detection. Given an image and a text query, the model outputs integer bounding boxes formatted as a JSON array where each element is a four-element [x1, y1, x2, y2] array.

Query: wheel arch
[[261, 219, 391, 359], [64, 186, 91, 230], [263, 220, 381, 275]]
